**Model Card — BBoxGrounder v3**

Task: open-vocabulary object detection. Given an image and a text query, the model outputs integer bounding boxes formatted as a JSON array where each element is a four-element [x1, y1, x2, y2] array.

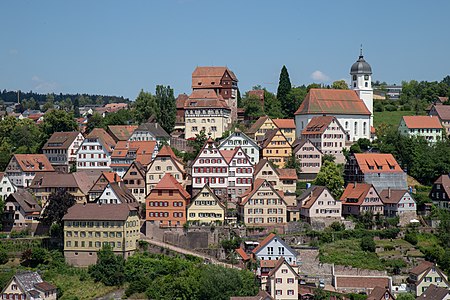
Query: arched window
[[345, 121, 348, 129], [365, 82, 368, 87], [353, 75, 357, 81], [353, 83, 356, 88], [363, 122, 367, 135], [354, 122, 358, 135]]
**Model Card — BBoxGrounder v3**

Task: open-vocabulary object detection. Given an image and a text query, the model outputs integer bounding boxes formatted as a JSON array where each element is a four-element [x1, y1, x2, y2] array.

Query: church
[[295, 51, 373, 142]]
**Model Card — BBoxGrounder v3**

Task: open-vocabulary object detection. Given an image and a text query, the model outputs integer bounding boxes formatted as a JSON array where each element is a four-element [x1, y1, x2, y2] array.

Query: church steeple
[[350, 48, 373, 126]]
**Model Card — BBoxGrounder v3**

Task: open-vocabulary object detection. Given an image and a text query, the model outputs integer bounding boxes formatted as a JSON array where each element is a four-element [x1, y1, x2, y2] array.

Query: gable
[[98, 185, 120, 203], [255, 162, 278, 178], [254, 235, 297, 257], [219, 131, 259, 149]]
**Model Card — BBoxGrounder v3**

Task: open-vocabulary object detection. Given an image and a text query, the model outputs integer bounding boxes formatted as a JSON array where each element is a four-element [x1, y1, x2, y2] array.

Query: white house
[[77, 128, 116, 171], [0, 173, 17, 200], [218, 129, 261, 164], [0, 271, 57, 300], [5, 154, 54, 188], [398, 116, 443, 144], [42, 131, 84, 173], [223, 147, 254, 199], [128, 117, 170, 145], [295, 52, 373, 142], [252, 233, 298, 266], [379, 189, 417, 218], [97, 182, 137, 206], [191, 138, 229, 196], [266, 258, 299, 300]]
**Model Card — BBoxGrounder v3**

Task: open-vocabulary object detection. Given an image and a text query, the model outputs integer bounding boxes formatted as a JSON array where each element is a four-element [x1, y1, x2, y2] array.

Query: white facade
[[184, 108, 231, 140], [254, 235, 298, 266], [218, 131, 260, 164], [77, 138, 111, 170], [227, 147, 254, 198], [191, 140, 229, 196], [266, 259, 299, 300], [43, 133, 84, 167], [0, 175, 16, 200], [383, 191, 417, 217], [296, 114, 371, 142]]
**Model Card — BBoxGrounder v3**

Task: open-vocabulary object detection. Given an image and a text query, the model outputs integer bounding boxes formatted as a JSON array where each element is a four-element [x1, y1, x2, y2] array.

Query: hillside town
[[0, 49, 449, 300]]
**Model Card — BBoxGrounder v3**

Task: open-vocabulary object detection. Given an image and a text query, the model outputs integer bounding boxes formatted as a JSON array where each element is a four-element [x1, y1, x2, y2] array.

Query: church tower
[[350, 48, 373, 126]]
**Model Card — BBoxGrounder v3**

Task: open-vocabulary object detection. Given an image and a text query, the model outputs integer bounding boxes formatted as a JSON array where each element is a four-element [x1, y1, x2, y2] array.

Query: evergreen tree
[[155, 85, 176, 133], [73, 97, 80, 118], [277, 65, 292, 117]]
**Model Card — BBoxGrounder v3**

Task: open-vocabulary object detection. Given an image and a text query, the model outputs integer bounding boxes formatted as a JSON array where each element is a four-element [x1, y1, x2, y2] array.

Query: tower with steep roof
[[350, 47, 373, 126]]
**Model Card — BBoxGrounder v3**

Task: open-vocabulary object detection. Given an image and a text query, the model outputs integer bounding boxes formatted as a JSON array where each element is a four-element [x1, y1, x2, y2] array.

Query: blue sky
[[1, 0, 449, 100]]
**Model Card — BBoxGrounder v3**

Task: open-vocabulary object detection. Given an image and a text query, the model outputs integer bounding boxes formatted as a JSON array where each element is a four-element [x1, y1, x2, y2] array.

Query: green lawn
[[319, 239, 384, 270], [374, 110, 417, 128]]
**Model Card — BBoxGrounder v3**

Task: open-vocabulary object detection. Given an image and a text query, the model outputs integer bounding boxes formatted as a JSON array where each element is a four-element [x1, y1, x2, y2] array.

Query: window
[[276, 278, 282, 283]]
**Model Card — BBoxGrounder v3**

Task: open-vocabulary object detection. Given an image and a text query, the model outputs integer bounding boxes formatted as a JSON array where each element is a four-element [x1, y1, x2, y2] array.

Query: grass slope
[[319, 239, 384, 270], [374, 110, 416, 128]]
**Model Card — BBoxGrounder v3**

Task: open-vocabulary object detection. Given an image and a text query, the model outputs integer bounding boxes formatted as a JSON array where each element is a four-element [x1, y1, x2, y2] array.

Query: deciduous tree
[[41, 189, 76, 229], [42, 109, 78, 136], [134, 89, 158, 124], [313, 161, 344, 198]]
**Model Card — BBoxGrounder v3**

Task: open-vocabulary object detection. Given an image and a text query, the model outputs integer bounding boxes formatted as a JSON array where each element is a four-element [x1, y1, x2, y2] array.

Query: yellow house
[[408, 261, 450, 296], [259, 128, 292, 168], [62, 203, 140, 266], [187, 184, 226, 224], [247, 115, 277, 140], [273, 119, 296, 144]]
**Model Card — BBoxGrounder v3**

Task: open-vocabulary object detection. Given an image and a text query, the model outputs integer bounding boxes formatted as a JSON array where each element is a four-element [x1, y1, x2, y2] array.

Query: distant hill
[[0, 89, 130, 106]]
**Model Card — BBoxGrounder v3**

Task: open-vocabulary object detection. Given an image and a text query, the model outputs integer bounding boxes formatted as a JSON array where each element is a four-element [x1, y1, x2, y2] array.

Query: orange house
[[146, 173, 190, 227]]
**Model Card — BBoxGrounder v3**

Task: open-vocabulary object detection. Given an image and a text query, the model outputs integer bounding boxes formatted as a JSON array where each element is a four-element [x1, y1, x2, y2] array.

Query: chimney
[[388, 187, 391, 199], [353, 182, 357, 188]]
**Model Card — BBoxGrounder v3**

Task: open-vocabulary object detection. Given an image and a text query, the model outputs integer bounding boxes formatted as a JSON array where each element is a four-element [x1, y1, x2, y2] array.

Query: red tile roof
[[335, 276, 390, 289], [276, 168, 297, 180], [295, 88, 371, 115], [247, 116, 272, 135], [402, 116, 442, 129], [431, 105, 450, 121], [302, 116, 341, 135], [340, 183, 375, 206], [409, 261, 434, 276], [155, 173, 190, 199], [248, 90, 265, 100], [13, 154, 54, 172], [378, 189, 410, 204], [273, 118, 295, 129], [235, 247, 250, 261], [107, 125, 138, 141], [220, 149, 237, 164], [42, 131, 81, 150], [102, 172, 122, 183], [252, 233, 276, 254], [86, 128, 116, 153], [34, 281, 57, 292], [354, 153, 403, 174], [184, 90, 230, 109], [367, 286, 393, 300], [192, 66, 237, 88], [299, 186, 329, 209], [62, 202, 136, 221]]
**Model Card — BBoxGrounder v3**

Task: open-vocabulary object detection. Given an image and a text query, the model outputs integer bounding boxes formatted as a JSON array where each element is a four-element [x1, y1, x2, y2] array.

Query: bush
[[374, 101, 384, 112], [360, 236, 376, 252], [384, 104, 397, 111], [401, 104, 412, 111], [405, 232, 418, 245], [0, 249, 8, 264]]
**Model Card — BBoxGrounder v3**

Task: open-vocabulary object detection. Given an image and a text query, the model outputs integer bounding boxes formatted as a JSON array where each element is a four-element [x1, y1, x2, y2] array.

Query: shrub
[[0, 249, 8, 264], [405, 232, 418, 245], [360, 236, 376, 252], [384, 104, 397, 111]]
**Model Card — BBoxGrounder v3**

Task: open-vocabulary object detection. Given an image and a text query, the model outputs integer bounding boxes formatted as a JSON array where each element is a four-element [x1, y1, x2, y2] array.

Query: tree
[[155, 85, 176, 133], [85, 112, 103, 133], [360, 236, 376, 252], [264, 90, 283, 118], [41, 189, 76, 229], [134, 89, 158, 124], [284, 152, 301, 175], [313, 161, 344, 198], [286, 86, 307, 117], [42, 110, 78, 136], [396, 293, 416, 300], [89, 245, 125, 286], [186, 129, 208, 161], [242, 94, 264, 119], [73, 97, 80, 118], [277, 65, 292, 118], [11, 119, 44, 154], [332, 80, 349, 90]]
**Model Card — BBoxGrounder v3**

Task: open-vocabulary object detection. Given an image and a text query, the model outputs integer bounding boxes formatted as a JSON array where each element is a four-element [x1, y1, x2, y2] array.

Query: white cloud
[[32, 76, 57, 93], [310, 70, 330, 82]]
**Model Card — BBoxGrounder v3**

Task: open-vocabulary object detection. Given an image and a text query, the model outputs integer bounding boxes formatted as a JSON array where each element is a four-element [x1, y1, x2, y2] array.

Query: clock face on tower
[[364, 75, 369, 80]]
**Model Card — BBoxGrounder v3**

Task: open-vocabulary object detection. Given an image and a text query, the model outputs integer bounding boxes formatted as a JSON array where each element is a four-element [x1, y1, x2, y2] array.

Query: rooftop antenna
[[360, 44, 363, 58]]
